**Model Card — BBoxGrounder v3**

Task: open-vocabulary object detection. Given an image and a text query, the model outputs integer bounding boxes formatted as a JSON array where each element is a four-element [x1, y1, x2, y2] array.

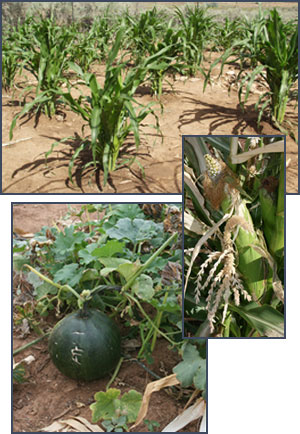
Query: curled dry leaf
[[131, 373, 180, 429], [41, 416, 104, 432], [13, 355, 35, 369], [161, 398, 206, 432]]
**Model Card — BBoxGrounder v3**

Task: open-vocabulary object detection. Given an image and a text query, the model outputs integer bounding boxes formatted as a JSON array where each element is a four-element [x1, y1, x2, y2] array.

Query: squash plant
[[13, 203, 207, 430], [13, 204, 183, 364]]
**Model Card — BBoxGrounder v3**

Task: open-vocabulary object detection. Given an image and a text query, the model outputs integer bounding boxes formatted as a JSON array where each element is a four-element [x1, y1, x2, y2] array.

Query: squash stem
[[105, 356, 124, 391], [13, 332, 51, 356], [125, 292, 177, 348], [24, 265, 82, 301], [121, 232, 177, 293], [150, 290, 169, 353]]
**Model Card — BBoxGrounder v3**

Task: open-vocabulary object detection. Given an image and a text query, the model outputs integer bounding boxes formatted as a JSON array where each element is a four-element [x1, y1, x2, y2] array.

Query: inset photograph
[[184, 136, 284, 338], [13, 203, 207, 432]]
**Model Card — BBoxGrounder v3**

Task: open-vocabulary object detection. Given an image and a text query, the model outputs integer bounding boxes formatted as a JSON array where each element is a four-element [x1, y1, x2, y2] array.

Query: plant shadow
[[179, 97, 265, 135], [6, 132, 152, 193]]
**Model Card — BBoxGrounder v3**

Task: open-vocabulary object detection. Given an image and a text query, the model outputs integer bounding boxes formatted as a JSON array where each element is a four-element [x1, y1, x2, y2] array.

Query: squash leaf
[[90, 388, 121, 423], [106, 217, 162, 244], [173, 343, 206, 398], [132, 274, 154, 300], [53, 263, 81, 287], [90, 388, 142, 424], [92, 240, 126, 258], [119, 390, 142, 423]]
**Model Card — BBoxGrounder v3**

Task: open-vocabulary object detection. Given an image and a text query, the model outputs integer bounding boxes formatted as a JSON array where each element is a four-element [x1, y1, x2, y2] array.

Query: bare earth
[[13, 203, 198, 432], [3, 45, 298, 195]]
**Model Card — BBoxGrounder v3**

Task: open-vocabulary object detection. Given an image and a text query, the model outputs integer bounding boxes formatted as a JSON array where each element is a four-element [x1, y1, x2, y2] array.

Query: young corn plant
[[124, 7, 167, 62], [184, 136, 284, 338], [1, 16, 36, 91], [210, 17, 244, 52], [205, 9, 298, 131], [47, 26, 164, 185], [130, 20, 184, 98], [174, 5, 214, 76], [8, 14, 75, 135]]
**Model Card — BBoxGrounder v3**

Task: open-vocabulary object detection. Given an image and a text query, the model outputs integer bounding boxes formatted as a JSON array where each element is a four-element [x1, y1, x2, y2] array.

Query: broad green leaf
[[92, 240, 126, 258], [132, 274, 154, 300], [80, 268, 99, 282], [13, 255, 30, 271], [173, 343, 206, 393], [119, 390, 142, 423], [35, 282, 57, 299], [98, 258, 131, 268], [53, 263, 80, 287], [106, 218, 161, 244], [27, 271, 44, 289], [193, 359, 206, 391], [90, 388, 121, 423], [99, 258, 131, 277], [117, 262, 140, 281]]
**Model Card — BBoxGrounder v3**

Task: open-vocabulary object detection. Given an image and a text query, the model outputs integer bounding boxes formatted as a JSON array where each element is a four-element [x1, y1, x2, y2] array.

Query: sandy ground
[[3, 64, 297, 194]]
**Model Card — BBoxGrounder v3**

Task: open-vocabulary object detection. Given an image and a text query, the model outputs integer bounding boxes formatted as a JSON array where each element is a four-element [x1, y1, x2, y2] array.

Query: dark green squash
[[48, 308, 121, 381]]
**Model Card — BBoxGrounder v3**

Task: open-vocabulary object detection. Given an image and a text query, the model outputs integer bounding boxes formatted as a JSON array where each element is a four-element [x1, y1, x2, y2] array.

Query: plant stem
[[150, 290, 169, 352], [122, 232, 177, 293], [106, 356, 124, 391], [13, 332, 51, 356], [125, 292, 176, 348], [24, 264, 82, 301]]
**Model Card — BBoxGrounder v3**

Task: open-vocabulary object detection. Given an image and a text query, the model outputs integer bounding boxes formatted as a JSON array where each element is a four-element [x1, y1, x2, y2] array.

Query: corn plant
[[2, 37, 21, 91], [8, 14, 75, 130], [184, 136, 284, 338], [2, 16, 36, 91], [174, 5, 214, 76], [124, 7, 167, 61], [205, 9, 298, 129], [209, 17, 241, 52], [46, 27, 165, 185]]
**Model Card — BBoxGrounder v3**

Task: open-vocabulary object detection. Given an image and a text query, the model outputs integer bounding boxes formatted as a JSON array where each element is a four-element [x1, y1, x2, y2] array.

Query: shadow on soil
[[3, 133, 164, 194]]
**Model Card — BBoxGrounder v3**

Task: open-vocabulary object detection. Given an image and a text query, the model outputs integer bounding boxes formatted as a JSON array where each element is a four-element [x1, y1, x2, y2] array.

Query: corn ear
[[204, 154, 271, 299], [232, 200, 272, 299], [259, 154, 284, 261]]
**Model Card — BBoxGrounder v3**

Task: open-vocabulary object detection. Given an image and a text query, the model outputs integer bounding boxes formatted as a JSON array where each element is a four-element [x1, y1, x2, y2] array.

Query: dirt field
[[12, 203, 200, 432], [2, 2, 298, 194], [3, 57, 297, 194]]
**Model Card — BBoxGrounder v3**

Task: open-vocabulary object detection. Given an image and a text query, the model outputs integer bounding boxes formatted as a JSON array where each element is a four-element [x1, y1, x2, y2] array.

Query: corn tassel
[[204, 154, 271, 299]]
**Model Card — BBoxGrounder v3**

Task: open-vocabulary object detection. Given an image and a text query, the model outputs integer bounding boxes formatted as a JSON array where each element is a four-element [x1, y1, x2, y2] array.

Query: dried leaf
[[231, 141, 284, 164], [199, 407, 207, 432], [131, 373, 180, 429], [184, 212, 208, 235], [13, 354, 35, 369], [41, 416, 103, 432], [161, 399, 206, 432]]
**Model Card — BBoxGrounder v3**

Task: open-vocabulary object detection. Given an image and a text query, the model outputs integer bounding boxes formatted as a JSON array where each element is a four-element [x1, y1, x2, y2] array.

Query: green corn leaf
[[9, 92, 50, 139], [229, 303, 284, 337]]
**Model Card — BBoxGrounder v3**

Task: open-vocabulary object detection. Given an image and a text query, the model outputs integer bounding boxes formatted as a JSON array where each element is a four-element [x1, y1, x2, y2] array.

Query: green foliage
[[90, 388, 142, 426], [13, 364, 26, 384], [174, 5, 214, 76], [206, 8, 298, 129], [184, 136, 284, 337], [13, 204, 183, 358], [173, 343, 206, 399]]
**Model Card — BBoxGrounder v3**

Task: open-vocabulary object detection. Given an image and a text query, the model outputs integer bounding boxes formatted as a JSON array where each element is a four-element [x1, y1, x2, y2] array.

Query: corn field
[[2, 3, 298, 188]]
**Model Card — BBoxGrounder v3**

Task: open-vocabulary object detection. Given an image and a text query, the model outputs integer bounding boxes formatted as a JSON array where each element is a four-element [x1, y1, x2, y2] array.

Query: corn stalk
[[184, 136, 284, 337]]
